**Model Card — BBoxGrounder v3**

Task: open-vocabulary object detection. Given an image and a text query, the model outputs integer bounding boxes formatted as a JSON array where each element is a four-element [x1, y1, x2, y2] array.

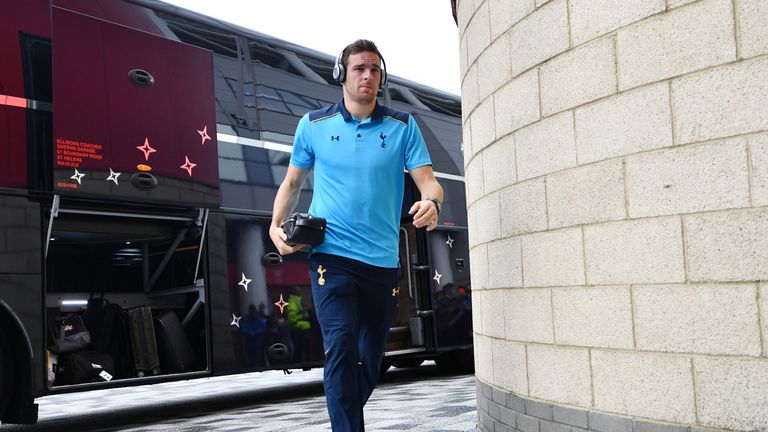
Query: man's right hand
[[269, 224, 305, 255], [270, 164, 310, 255]]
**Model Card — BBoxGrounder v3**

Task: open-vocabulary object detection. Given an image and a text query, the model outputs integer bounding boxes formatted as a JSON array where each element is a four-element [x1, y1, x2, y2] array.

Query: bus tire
[[0, 329, 13, 419], [392, 358, 424, 369], [0, 306, 37, 424]]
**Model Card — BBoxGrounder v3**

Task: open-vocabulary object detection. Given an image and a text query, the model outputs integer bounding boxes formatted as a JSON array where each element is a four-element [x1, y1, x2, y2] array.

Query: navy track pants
[[309, 253, 398, 432]]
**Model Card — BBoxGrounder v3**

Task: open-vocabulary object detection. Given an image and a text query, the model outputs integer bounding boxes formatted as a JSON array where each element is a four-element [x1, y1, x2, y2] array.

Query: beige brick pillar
[[458, 0, 768, 431]]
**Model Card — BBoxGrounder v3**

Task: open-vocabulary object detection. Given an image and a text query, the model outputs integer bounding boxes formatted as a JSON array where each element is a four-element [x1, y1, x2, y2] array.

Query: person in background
[[240, 303, 268, 367]]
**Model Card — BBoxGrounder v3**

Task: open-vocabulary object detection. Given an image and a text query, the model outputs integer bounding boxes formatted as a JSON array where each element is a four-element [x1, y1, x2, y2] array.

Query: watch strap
[[426, 197, 441, 215]]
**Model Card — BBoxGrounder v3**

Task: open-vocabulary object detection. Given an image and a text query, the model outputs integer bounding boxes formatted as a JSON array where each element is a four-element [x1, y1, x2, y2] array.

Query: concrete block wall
[[457, 0, 768, 430]]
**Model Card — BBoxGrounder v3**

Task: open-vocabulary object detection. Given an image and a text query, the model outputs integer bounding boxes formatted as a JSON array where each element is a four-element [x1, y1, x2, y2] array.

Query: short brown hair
[[340, 39, 382, 69]]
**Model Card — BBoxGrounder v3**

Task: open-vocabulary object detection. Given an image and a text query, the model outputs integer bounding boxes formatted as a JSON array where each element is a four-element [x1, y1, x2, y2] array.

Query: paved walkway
[[1, 363, 478, 431]]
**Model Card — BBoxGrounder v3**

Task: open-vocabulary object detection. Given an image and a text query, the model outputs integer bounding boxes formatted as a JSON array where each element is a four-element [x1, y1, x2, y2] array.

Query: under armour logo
[[331, 136, 340, 141], [379, 132, 387, 148]]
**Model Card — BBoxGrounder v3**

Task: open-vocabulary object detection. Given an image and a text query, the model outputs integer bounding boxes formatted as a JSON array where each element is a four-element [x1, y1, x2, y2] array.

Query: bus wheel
[[0, 332, 13, 418], [392, 358, 424, 369]]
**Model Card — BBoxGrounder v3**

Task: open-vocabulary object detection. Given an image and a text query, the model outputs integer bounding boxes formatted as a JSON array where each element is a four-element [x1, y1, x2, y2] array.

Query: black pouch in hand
[[281, 213, 326, 247]]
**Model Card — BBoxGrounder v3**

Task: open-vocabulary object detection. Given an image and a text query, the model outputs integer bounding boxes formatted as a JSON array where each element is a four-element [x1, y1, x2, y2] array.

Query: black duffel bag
[[48, 314, 91, 354], [281, 213, 326, 247], [56, 351, 115, 385]]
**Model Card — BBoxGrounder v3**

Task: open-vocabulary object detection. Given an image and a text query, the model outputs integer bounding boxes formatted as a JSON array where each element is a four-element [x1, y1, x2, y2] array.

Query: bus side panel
[[50, 6, 220, 207], [0, 0, 50, 190], [428, 176, 472, 349], [0, 109, 28, 189], [207, 212, 324, 373], [0, 0, 50, 96], [428, 228, 473, 349], [51, 0, 167, 37], [0, 195, 42, 275], [207, 213, 239, 372]]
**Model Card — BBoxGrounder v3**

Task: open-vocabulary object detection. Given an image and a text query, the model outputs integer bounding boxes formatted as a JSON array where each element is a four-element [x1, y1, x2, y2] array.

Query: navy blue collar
[[337, 99, 384, 124]]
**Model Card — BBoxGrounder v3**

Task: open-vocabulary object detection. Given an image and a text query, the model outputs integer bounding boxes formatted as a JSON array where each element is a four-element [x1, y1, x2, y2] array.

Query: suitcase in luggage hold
[[127, 306, 161, 377], [154, 310, 197, 373], [83, 298, 120, 352], [83, 298, 133, 378]]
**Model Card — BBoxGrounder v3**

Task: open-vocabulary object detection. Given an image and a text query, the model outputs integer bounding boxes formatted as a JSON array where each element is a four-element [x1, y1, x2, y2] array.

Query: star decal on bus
[[230, 313, 241, 328], [70, 169, 85, 184], [238, 273, 251, 291], [180, 155, 197, 176], [446, 235, 454, 249], [136, 138, 156, 161], [198, 125, 211, 145], [274, 294, 288, 314], [106, 168, 121, 185], [433, 269, 442, 285]]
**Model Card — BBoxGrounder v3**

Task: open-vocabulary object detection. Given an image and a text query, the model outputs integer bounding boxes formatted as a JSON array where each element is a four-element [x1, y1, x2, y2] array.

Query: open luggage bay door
[[51, 5, 219, 207]]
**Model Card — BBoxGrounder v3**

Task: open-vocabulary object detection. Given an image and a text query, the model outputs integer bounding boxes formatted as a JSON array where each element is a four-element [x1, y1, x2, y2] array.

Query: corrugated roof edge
[[126, 0, 461, 101]]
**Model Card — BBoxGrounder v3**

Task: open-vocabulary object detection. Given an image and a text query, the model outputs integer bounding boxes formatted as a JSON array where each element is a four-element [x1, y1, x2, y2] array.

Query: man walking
[[269, 39, 443, 431]]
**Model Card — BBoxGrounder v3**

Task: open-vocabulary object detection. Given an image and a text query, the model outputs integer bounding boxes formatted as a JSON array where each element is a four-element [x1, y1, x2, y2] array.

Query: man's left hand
[[409, 200, 439, 231]]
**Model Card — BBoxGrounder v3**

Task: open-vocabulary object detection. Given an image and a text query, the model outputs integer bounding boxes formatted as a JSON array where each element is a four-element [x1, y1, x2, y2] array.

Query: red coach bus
[[0, 0, 472, 424]]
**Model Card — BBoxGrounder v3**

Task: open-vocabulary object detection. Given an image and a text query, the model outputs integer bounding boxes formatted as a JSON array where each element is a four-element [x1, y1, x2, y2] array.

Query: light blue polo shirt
[[290, 100, 432, 268]]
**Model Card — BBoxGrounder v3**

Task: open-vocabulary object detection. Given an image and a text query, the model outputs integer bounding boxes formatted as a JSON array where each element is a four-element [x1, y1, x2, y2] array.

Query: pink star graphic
[[197, 125, 211, 145], [180, 155, 197, 176], [136, 138, 156, 161], [274, 294, 288, 315]]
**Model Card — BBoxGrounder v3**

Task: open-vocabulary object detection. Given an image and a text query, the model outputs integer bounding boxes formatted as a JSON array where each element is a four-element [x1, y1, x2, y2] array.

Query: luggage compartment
[[44, 204, 209, 388]]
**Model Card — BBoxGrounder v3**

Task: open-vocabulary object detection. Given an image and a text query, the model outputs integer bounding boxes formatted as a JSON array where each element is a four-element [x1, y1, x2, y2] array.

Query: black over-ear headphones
[[332, 46, 388, 88]]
